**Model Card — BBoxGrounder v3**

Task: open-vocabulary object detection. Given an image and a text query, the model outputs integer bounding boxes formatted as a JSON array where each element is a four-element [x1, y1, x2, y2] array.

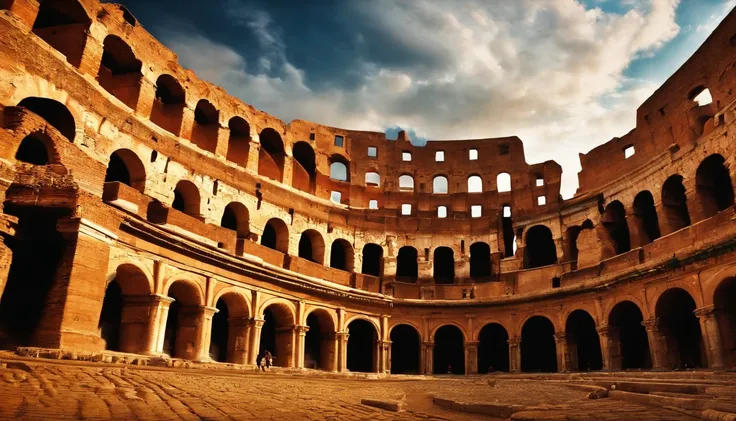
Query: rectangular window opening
[[334, 135, 344, 147], [437, 206, 447, 218], [503, 206, 512, 218], [471, 205, 482, 218], [536, 177, 544, 187], [367, 146, 377, 157], [330, 191, 342, 204], [402, 151, 412, 162], [469, 149, 478, 160], [369, 199, 378, 209], [401, 203, 412, 215], [435, 151, 445, 162], [624, 145, 635, 159], [537, 196, 546, 206]]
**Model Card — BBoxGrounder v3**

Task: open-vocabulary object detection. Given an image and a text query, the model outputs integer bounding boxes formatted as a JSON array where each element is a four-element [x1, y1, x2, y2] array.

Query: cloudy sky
[[114, 0, 735, 198]]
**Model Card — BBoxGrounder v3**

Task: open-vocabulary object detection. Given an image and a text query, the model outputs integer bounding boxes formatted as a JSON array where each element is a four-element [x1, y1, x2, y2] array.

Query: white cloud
[[161, 0, 684, 198]]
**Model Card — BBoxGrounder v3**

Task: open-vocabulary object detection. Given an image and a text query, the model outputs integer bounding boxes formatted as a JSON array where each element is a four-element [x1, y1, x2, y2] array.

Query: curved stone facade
[[0, 0, 734, 375]]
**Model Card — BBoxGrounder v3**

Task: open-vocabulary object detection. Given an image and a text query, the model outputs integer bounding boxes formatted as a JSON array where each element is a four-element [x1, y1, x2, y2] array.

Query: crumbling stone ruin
[[0, 0, 734, 377]]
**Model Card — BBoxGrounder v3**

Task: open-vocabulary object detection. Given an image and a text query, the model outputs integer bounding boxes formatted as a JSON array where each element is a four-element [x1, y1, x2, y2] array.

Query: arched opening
[[104, 149, 146, 193], [655, 288, 704, 369], [261, 218, 289, 253], [478, 323, 509, 373], [433, 247, 454, 284], [258, 128, 286, 182], [226, 117, 251, 166], [32, 0, 91, 68], [521, 316, 557, 372], [329, 156, 349, 182], [433, 175, 448, 194], [298, 230, 325, 264], [500, 205, 515, 258], [714, 277, 736, 367], [433, 325, 465, 374], [97, 264, 152, 353], [361, 243, 383, 277], [661, 175, 691, 233], [632, 191, 661, 245], [399, 174, 414, 191], [608, 301, 651, 370], [163, 281, 202, 358], [292, 142, 317, 193], [209, 293, 249, 364], [15, 133, 51, 165], [259, 303, 295, 367], [695, 154, 734, 219], [602, 201, 631, 255], [305, 310, 336, 371], [346, 319, 378, 372], [330, 239, 354, 271], [565, 310, 602, 371], [524, 225, 557, 269], [220, 202, 250, 238], [0, 212, 64, 348], [390, 324, 421, 374], [365, 172, 380, 187], [172, 180, 200, 217], [396, 246, 418, 282], [97, 35, 142, 109], [191, 100, 219, 154], [17, 97, 75, 141], [151, 75, 185, 136], [497, 172, 511, 193], [468, 175, 482, 193], [470, 242, 492, 281]]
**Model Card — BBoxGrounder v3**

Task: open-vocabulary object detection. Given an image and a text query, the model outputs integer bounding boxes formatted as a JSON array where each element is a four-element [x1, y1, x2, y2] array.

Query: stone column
[[179, 106, 196, 141], [78, 33, 102, 78], [626, 214, 646, 249], [152, 295, 175, 355], [565, 334, 580, 372], [227, 316, 251, 365], [596, 325, 621, 371], [295, 325, 309, 369], [508, 337, 521, 372], [282, 153, 294, 185], [373, 340, 381, 373], [134, 78, 157, 119], [554, 333, 569, 372], [642, 318, 668, 370], [118, 294, 168, 355], [247, 318, 265, 366], [245, 142, 260, 174], [329, 333, 339, 372], [197, 306, 218, 362], [0, 214, 17, 303], [214, 126, 230, 158], [174, 305, 217, 361], [3, 0, 40, 29], [694, 306, 726, 369], [381, 340, 392, 374], [464, 341, 479, 375], [421, 341, 435, 374], [336, 332, 349, 372]]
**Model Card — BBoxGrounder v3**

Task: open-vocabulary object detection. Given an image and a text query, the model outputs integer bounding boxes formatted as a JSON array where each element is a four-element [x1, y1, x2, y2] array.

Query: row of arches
[[395, 243, 492, 283], [391, 173, 512, 193]]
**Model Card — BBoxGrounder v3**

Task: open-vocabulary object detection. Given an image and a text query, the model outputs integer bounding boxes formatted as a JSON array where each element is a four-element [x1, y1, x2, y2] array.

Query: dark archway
[[98, 35, 142, 109], [661, 175, 691, 234], [390, 324, 421, 374], [96, 264, 152, 353], [191, 100, 219, 154], [521, 316, 557, 372], [478, 323, 509, 373], [608, 301, 651, 370], [210, 298, 230, 362], [304, 310, 336, 371], [18, 97, 75, 141], [361, 243, 383, 277], [32, 0, 91, 67], [396, 246, 418, 282], [714, 277, 736, 368], [632, 191, 661, 246], [330, 239, 354, 271], [15, 133, 51, 165], [655, 288, 704, 369], [500, 205, 515, 258], [299, 230, 325, 264], [603, 201, 631, 255], [261, 218, 289, 253], [226, 117, 251, 166], [172, 180, 200, 216], [470, 242, 492, 281], [163, 281, 202, 358], [209, 293, 249, 364], [151, 75, 185, 136], [433, 247, 455, 284], [221, 202, 249, 238], [565, 310, 602, 371], [524, 225, 557, 269], [259, 303, 295, 367], [258, 128, 286, 182], [695, 154, 735, 219], [347, 319, 378, 372], [292, 142, 317, 194], [98, 281, 122, 351], [433, 325, 465, 374], [104, 149, 146, 193]]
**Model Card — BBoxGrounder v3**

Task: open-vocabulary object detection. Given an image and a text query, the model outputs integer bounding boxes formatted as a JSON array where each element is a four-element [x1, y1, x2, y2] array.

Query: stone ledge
[[360, 399, 402, 412]]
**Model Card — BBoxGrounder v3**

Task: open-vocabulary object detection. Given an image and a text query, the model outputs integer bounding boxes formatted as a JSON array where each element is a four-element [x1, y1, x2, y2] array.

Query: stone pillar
[[336, 332, 349, 372], [381, 340, 392, 374], [329, 333, 339, 372], [247, 318, 265, 366], [180, 106, 196, 141], [508, 337, 521, 372], [134, 78, 157, 119], [152, 295, 175, 355], [197, 306, 218, 361], [626, 214, 646, 249], [215, 126, 230, 158], [464, 341, 479, 375], [295, 325, 309, 369], [245, 141, 260, 174], [117, 294, 167, 355], [78, 34, 102, 78], [227, 316, 251, 365], [174, 305, 217, 361], [421, 341, 434, 374], [2, 0, 41, 29], [554, 332, 569, 372], [694, 306, 726, 369], [642, 318, 668, 370], [596, 325, 621, 371], [565, 334, 580, 372], [373, 339, 381, 373]]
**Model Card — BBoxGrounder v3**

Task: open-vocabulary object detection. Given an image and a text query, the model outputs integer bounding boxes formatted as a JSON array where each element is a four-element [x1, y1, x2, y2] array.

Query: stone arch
[[433, 175, 448, 194], [162, 277, 205, 306], [17, 97, 76, 142], [258, 128, 285, 182], [661, 174, 691, 234], [521, 315, 557, 372], [433, 324, 466, 374], [607, 300, 651, 370], [396, 246, 418, 282], [565, 309, 602, 371], [390, 323, 421, 374], [399, 174, 414, 191], [361, 243, 383, 277], [259, 299, 297, 368], [191, 99, 220, 154], [292, 141, 316, 193], [151, 74, 185, 136], [430, 322, 469, 342], [469, 242, 492, 281], [497, 172, 511, 192], [365, 171, 380, 187], [695, 154, 735, 219], [226, 117, 251, 166], [221, 202, 250, 238], [524, 225, 557, 269], [330, 238, 354, 272], [602, 200, 630, 255], [299, 229, 325, 264], [329, 154, 350, 182], [346, 316, 379, 372], [98, 35, 143, 109], [303, 306, 338, 329], [304, 308, 337, 371], [478, 322, 509, 373], [467, 174, 482, 193], [655, 288, 705, 369], [632, 190, 661, 246], [210, 290, 251, 363], [433, 246, 454, 284], [14, 132, 59, 165], [163, 278, 205, 358], [172, 180, 201, 216], [104, 148, 146, 193], [32, 0, 92, 68], [713, 276, 736, 367], [261, 218, 289, 253]]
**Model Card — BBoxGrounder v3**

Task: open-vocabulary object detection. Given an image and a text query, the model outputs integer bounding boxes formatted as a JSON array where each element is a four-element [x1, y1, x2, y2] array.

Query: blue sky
[[112, 0, 735, 197]]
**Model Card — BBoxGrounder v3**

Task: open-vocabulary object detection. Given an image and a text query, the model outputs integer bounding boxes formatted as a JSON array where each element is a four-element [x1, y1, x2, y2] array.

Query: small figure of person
[[265, 350, 273, 369], [447, 364, 452, 374], [488, 365, 496, 374], [259, 353, 266, 372]]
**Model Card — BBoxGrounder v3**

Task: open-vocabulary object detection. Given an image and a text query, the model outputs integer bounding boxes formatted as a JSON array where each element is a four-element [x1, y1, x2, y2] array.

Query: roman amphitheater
[[0, 0, 735, 420]]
